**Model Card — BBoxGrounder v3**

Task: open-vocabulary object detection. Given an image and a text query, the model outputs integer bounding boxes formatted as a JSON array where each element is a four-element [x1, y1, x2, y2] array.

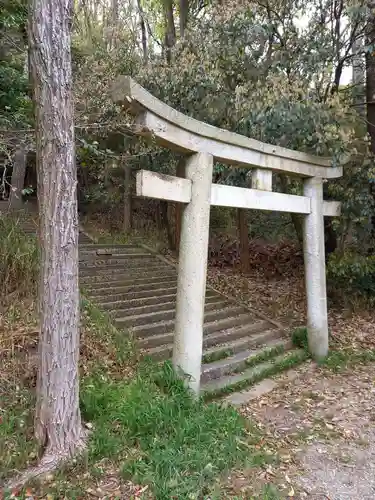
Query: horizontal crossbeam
[[112, 76, 345, 179], [136, 170, 341, 216]]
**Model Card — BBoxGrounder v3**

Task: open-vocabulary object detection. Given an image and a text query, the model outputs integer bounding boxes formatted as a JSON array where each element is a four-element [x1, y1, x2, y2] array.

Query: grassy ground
[[3, 216, 375, 498], [1, 299, 278, 499], [3, 301, 375, 500]]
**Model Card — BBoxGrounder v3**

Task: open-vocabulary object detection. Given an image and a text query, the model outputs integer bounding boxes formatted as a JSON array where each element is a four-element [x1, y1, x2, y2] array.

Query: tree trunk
[[179, 0, 188, 37], [10, 146, 27, 209], [124, 164, 132, 232], [352, 31, 365, 115], [279, 175, 303, 247], [137, 0, 148, 64], [160, 200, 175, 250], [29, 0, 86, 463], [366, 2, 375, 240], [366, 3, 375, 154], [111, 0, 118, 25], [237, 208, 250, 273], [164, 0, 176, 63]]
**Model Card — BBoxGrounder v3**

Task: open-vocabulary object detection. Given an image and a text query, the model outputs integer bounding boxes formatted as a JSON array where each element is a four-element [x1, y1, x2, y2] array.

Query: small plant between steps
[[291, 326, 309, 351], [231, 343, 287, 373]]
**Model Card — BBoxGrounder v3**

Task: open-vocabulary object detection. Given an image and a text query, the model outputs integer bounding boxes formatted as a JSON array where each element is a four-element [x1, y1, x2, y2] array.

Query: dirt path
[[221, 361, 375, 499]]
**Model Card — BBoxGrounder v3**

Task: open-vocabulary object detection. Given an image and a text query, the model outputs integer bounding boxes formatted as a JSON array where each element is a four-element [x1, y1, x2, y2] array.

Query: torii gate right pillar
[[303, 177, 329, 359]]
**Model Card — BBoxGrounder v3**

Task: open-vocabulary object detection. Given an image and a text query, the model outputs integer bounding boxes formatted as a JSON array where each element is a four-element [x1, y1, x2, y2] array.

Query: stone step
[[79, 263, 171, 278], [145, 321, 281, 361], [114, 299, 229, 327], [223, 379, 278, 407], [87, 278, 177, 299], [106, 294, 224, 317], [202, 328, 284, 360], [201, 349, 306, 396], [92, 285, 179, 303], [83, 273, 177, 291], [200, 339, 290, 383], [110, 299, 176, 317], [79, 253, 155, 264], [80, 269, 176, 286], [131, 309, 251, 339], [202, 320, 273, 349], [79, 260, 167, 274], [80, 255, 157, 267], [97, 293, 177, 309], [79, 243, 142, 251], [80, 246, 144, 253], [96, 291, 218, 312]]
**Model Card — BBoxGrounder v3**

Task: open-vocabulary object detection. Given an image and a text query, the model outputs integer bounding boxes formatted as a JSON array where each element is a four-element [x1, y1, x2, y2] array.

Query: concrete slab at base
[[224, 379, 278, 407]]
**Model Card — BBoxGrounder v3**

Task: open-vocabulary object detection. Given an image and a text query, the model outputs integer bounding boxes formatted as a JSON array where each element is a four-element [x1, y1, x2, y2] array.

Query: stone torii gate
[[112, 76, 343, 395]]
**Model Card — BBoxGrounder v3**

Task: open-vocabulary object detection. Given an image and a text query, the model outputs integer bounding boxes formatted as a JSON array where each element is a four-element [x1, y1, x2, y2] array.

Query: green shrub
[[0, 214, 38, 299], [327, 252, 375, 301], [291, 327, 309, 351]]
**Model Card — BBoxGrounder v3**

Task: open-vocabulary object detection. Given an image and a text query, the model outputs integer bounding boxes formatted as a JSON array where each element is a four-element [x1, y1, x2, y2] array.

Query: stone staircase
[[80, 242, 306, 398], [7, 207, 306, 400]]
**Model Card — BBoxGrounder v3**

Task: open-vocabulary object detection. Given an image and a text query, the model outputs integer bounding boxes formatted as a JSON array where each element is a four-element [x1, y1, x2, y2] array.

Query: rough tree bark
[[366, 2, 375, 154], [164, 0, 176, 63], [278, 175, 304, 247], [11, 0, 86, 485], [137, 0, 148, 64], [179, 0, 189, 37], [366, 1, 375, 241]]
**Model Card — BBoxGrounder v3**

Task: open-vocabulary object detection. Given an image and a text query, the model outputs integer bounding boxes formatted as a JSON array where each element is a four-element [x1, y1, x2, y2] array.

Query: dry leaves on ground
[[219, 362, 375, 499]]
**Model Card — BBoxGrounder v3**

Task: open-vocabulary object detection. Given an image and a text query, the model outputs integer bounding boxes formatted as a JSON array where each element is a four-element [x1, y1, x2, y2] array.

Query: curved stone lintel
[[137, 110, 343, 179], [112, 75, 344, 179]]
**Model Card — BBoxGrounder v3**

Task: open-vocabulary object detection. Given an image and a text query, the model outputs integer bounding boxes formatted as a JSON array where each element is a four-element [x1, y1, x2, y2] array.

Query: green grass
[[291, 326, 309, 351], [319, 348, 375, 372], [1, 298, 271, 498], [0, 214, 38, 299], [81, 360, 265, 498], [80, 296, 135, 366], [0, 388, 36, 483], [232, 344, 287, 373], [202, 347, 234, 364]]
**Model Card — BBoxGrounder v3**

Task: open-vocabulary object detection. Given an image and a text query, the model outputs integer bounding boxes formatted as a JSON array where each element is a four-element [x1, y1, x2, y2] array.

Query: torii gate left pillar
[[173, 153, 213, 393]]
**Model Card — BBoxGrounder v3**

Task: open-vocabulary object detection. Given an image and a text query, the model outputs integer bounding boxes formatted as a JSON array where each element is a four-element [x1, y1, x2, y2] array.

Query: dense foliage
[[2, 0, 375, 295]]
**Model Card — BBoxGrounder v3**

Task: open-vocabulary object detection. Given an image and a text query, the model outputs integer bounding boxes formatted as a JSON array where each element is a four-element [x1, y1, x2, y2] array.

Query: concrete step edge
[[142, 328, 282, 361], [201, 349, 307, 396], [112, 300, 233, 326], [202, 320, 272, 349], [80, 271, 177, 285], [89, 286, 179, 302], [94, 294, 178, 309], [83, 275, 177, 289], [79, 262, 171, 273], [84, 278, 177, 295], [202, 327, 282, 359], [200, 339, 291, 383], [110, 297, 228, 319], [132, 307, 250, 337]]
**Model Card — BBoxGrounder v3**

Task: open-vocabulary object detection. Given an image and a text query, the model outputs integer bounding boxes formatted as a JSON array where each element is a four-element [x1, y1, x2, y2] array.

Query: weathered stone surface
[[224, 379, 278, 407]]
